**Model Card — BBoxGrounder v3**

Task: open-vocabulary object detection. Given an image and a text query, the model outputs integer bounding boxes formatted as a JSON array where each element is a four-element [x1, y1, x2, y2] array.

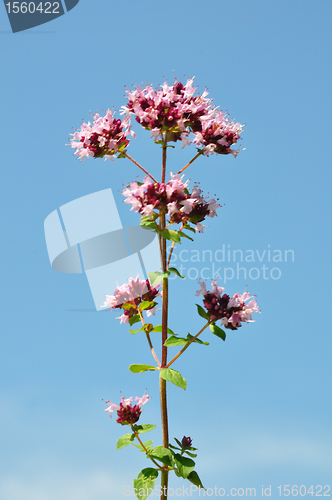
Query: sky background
[[0, 0, 331, 499]]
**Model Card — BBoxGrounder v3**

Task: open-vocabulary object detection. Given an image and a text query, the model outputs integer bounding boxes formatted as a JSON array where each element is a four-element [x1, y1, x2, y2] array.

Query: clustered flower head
[[121, 77, 244, 157], [122, 174, 221, 233], [101, 277, 161, 323], [196, 281, 260, 330], [104, 392, 150, 425], [69, 110, 134, 161]]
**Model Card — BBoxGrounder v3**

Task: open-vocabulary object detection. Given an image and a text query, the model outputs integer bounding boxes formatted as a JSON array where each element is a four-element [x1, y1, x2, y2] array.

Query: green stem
[[166, 321, 210, 368]]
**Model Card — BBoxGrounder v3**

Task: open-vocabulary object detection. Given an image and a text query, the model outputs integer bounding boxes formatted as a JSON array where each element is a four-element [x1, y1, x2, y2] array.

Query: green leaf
[[186, 333, 209, 345], [132, 439, 153, 452], [140, 213, 158, 222], [164, 334, 209, 347], [161, 229, 181, 243], [183, 223, 196, 234], [174, 438, 183, 448], [134, 468, 158, 500], [140, 219, 158, 231], [160, 368, 187, 390], [150, 325, 176, 336], [209, 323, 226, 341], [139, 301, 157, 312], [129, 325, 146, 335], [122, 302, 136, 311], [164, 336, 187, 347], [174, 454, 195, 479], [133, 424, 156, 434], [169, 443, 181, 451], [196, 304, 209, 320], [148, 446, 172, 466], [183, 450, 197, 458], [178, 230, 194, 242], [129, 364, 158, 373], [116, 433, 134, 450], [147, 271, 170, 286], [187, 470, 205, 489], [129, 314, 141, 326], [168, 266, 185, 279], [188, 214, 205, 223]]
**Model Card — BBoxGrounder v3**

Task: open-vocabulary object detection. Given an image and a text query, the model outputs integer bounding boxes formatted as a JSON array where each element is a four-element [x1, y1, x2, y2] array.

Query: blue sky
[[0, 0, 331, 498]]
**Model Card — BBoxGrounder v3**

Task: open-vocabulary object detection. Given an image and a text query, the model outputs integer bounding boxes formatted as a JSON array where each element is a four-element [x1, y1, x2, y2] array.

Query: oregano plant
[[69, 77, 260, 499]]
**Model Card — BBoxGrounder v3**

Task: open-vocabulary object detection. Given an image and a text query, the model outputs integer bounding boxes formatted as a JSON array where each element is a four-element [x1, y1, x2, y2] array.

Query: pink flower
[[104, 392, 150, 425], [69, 110, 133, 161], [197, 281, 260, 330], [101, 277, 161, 323]]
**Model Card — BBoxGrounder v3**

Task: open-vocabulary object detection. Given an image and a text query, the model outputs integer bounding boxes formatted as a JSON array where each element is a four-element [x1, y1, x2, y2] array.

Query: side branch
[[123, 152, 157, 182], [134, 431, 163, 470], [166, 321, 210, 368], [177, 151, 202, 175], [138, 311, 161, 367]]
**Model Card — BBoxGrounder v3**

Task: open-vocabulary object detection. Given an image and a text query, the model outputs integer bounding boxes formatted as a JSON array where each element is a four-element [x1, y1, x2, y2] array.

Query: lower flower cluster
[[104, 393, 150, 425], [196, 281, 259, 329], [101, 277, 161, 323]]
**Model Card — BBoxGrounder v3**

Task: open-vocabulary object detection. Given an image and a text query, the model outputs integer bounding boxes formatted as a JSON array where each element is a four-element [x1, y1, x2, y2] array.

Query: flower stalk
[[123, 152, 157, 182], [160, 140, 169, 500], [70, 77, 258, 500]]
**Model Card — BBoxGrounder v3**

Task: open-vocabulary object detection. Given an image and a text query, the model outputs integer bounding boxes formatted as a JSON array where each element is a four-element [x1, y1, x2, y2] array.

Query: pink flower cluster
[[196, 281, 259, 330], [104, 392, 150, 425], [69, 110, 134, 161], [121, 78, 244, 157], [123, 174, 221, 233], [192, 110, 244, 157], [101, 277, 161, 323]]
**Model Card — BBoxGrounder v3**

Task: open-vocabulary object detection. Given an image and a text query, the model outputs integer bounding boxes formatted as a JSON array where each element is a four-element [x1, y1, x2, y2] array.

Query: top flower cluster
[[69, 78, 244, 161], [121, 78, 244, 157]]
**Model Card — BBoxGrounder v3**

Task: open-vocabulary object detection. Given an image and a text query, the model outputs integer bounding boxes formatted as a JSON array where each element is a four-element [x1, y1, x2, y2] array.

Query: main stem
[[160, 140, 169, 500]]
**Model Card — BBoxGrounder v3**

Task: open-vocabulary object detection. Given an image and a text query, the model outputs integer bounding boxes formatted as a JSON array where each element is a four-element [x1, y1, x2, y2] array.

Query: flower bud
[[181, 436, 192, 448]]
